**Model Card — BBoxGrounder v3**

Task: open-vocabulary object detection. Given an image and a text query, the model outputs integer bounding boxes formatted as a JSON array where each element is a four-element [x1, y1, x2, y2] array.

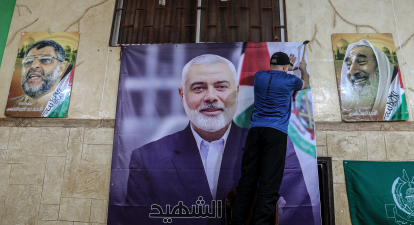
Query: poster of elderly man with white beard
[[5, 32, 79, 117], [332, 33, 409, 122]]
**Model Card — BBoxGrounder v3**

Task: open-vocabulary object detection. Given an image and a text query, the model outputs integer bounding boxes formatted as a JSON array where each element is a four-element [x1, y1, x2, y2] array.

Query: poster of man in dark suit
[[108, 43, 318, 225]]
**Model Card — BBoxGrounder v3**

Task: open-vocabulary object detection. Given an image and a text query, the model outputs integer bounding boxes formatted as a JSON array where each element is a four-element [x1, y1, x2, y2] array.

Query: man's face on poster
[[180, 62, 238, 132], [21, 46, 66, 98], [345, 46, 378, 90], [343, 46, 380, 108]]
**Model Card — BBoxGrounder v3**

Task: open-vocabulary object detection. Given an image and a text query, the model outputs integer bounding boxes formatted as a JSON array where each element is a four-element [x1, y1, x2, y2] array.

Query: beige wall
[[0, 1, 118, 224], [0, 0, 120, 120], [0, 0, 413, 224], [0, 127, 113, 225]]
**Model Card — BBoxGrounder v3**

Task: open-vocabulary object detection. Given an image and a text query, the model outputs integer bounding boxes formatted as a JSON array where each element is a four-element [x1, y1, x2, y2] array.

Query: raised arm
[[288, 54, 298, 71]]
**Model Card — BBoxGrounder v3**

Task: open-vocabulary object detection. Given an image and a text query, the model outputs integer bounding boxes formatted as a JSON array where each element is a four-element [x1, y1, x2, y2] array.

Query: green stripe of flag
[[390, 93, 409, 120], [288, 123, 316, 157], [234, 104, 254, 129], [0, 0, 16, 67]]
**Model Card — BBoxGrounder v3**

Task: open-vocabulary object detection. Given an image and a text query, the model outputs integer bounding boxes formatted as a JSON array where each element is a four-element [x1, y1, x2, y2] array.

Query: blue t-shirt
[[249, 70, 303, 134]]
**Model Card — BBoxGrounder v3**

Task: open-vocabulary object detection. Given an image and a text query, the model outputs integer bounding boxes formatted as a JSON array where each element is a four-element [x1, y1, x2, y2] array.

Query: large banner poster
[[5, 32, 79, 117], [108, 42, 321, 225], [332, 33, 409, 122]]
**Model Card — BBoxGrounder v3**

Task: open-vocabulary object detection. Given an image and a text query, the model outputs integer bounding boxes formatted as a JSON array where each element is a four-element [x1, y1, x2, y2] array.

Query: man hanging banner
[[5, 32, 79, 117], [344, 161, 414, 225], [331, 33, 409, 122], [108, 42, 321, 225]]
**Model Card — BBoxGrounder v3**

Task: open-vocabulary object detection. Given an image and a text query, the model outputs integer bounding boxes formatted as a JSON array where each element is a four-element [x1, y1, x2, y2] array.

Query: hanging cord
[[119, 23, 126, 61], [119, 44, 125, 61], [273, 26, 279, 42]]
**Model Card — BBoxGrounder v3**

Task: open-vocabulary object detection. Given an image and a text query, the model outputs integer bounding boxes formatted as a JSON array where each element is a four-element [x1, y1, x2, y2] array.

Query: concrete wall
[[0, 0, 413, 224], [0, 1, 118, 224]]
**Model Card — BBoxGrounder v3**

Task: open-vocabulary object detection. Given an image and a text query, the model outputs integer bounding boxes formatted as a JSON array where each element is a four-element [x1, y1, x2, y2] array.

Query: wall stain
[[16, 4, 32, 16], [76, 61, 85, 67], [309, 24, 321, 52], [396, 33, 414, 51], [381, 124, 397, 131], [14, 118, 33, 127], [28, 131, 60, 151], [5, 18, 39, 46], [99, 119, 112, 128], [328, 0, 378, 33], [64, 0, 110, 32]]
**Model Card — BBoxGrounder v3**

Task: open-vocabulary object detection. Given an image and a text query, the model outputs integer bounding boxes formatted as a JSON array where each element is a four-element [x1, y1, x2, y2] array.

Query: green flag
[[344, 161, 414, 225], [0, 0, 16, 67]]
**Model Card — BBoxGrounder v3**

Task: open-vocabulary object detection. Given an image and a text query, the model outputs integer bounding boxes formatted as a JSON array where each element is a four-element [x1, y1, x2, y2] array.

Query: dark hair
[[24, 40, 65, 62]]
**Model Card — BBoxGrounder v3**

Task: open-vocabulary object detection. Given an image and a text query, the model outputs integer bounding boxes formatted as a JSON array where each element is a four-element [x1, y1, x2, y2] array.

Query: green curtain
[[0, 0, 16, 67], [344, 161, 414, 225]]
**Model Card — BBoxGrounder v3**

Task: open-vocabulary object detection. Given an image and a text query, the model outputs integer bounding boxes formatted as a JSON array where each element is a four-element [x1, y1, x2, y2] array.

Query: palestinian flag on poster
[[387, 68, 409, 121], [234, 42, 270, 129], [42, 67, 75, 117], [233, 42, 316, 157]]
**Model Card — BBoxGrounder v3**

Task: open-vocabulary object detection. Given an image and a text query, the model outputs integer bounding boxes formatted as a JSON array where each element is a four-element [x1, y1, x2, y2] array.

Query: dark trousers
[[230, 127, 287, 225]]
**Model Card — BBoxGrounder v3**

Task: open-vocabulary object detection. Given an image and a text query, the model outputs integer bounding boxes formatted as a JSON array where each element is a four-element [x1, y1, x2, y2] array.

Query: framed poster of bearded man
[[332, 33, 409, 121], [5, 32, 79, 117]]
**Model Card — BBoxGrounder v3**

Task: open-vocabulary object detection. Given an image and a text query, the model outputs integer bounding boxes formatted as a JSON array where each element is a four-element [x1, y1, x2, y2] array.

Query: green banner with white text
[[344, 161, 414, 225]]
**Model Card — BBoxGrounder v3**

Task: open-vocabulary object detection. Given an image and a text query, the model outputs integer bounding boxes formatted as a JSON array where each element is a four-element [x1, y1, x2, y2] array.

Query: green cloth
[[344, 161, 414, 225], [0, 0, 16, 67]]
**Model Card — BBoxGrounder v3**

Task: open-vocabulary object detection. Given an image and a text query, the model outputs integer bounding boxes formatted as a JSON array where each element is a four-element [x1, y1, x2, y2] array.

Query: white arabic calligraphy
[[149, 196, 222, 223]]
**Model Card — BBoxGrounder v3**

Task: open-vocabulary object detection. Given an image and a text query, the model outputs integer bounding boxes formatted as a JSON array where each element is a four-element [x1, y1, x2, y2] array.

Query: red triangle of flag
[[239, 42, 270, 86], [398, 67, 404, 89], [69, 66, 74, 87]]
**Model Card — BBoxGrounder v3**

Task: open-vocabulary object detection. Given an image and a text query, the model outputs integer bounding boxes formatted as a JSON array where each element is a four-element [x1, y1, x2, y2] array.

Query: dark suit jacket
[[108, 122, 314, 225]]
